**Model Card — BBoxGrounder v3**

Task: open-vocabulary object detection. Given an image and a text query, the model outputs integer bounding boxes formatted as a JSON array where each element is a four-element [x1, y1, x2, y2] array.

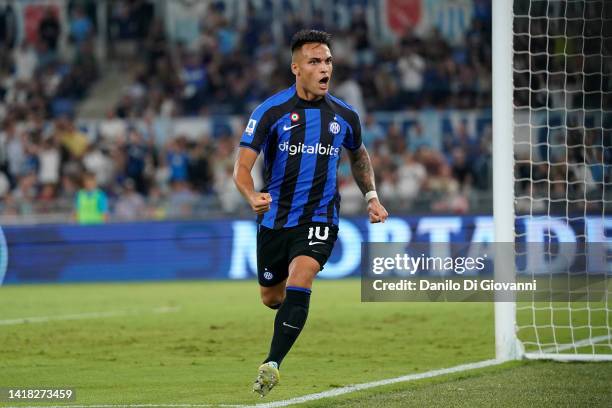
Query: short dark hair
[[290, 29, 332, 53]]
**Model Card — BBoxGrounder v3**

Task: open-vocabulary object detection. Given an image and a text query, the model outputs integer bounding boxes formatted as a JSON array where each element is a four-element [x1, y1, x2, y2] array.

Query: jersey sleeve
[[342, 111, 363, 151], [239, 106, 274, 153]]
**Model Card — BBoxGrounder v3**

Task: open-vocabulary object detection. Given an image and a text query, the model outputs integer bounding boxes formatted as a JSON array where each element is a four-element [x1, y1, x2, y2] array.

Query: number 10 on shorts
[[308, 226, 329, 241]]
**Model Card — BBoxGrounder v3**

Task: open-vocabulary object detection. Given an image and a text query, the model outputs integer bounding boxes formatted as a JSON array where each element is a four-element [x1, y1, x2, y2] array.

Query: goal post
[[493, 0, 520, 362], [494, 0, 612, 362]]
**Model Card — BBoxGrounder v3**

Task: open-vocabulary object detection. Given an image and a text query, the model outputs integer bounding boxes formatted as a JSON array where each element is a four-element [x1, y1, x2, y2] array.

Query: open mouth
[[319, 76, 330, 85]]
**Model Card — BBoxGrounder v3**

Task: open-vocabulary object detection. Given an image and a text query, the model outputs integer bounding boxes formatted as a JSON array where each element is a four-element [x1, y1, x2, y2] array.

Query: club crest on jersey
[[290, 112, 300, 122], [328, 121, 341, 135]]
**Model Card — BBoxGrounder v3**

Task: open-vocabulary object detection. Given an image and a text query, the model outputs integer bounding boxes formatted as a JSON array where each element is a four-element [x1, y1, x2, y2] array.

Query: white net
[[512, 0, 612, 358]]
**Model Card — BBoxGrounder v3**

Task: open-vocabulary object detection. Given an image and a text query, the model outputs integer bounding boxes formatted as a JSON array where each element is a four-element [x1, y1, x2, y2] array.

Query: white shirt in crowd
[[7, 135, 25, 177], [13, 45, 38, 82], [99, 119, 127, 143], [38, 146, 60, 184], [83, 148, 115, 187], [397, 159, 426, 200], [398, 52, 425, 92]]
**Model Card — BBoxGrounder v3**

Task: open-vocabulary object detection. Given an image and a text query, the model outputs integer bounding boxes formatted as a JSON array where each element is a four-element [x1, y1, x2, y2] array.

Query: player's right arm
[[233, 107, 274, 215], [233, 148, 272, 215]]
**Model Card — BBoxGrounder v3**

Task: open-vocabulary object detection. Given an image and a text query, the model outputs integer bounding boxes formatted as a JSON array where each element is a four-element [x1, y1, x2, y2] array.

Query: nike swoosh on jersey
[[308, 241, 326, 246], [282, 123, 302, 131]]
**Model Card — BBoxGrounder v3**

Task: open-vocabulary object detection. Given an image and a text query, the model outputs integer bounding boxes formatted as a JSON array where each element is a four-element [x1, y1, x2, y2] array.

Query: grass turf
[[300, 360, 612, 407], [0, 280, 609, 407]]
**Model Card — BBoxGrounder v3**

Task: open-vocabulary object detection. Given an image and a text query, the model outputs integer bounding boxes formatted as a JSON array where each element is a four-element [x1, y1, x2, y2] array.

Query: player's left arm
[[346, 145, 389, 223], [341, 109, 388, 223], [343, 111, 388, 223]]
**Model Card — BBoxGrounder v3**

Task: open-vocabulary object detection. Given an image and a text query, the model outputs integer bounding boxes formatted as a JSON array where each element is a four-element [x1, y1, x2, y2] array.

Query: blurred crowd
[[512, 0, 612, 214], [0, 115, 219, 221], [342, 117, 492, 215], [0, 0, 496, 223], [0, 4, 98, 121], [0, 113, 492, 222], [116, 1, 492, 118], [514, 127, 610, 215], [513, 0, 612, 111]]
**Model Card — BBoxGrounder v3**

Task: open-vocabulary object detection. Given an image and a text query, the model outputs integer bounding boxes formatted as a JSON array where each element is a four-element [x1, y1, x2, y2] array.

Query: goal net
[[510, 0, 612, 360]]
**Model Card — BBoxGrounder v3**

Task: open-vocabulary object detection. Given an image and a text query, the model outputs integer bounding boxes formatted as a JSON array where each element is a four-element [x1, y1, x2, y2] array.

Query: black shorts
[[257, 222, 339, 287]]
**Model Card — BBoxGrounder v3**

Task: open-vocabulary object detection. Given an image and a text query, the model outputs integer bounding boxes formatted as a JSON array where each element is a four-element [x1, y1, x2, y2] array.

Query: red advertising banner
[[386, 0, 422, 36], [23, 3, 60, 44]]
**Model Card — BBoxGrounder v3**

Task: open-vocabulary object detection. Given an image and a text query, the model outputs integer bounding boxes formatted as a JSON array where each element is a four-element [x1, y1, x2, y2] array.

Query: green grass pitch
[[0, 280, 610, 407]]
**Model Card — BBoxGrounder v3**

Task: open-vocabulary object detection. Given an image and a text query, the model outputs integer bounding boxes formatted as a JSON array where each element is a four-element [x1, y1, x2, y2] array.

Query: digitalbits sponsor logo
[[0, 226, 7, 285], [278, 141, 340, 157]]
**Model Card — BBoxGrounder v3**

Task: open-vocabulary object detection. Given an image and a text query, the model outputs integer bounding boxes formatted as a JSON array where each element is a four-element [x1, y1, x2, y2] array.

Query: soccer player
[[233, 29, 388, 397]]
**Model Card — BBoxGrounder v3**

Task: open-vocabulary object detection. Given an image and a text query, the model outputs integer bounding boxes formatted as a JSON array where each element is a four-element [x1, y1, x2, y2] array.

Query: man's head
[[82, 172, 97, 191], [290, 29, 332, 100]]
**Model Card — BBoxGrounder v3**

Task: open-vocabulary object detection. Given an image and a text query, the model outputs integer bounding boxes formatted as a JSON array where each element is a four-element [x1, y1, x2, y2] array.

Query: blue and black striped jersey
[[240, 84, 362, 229]]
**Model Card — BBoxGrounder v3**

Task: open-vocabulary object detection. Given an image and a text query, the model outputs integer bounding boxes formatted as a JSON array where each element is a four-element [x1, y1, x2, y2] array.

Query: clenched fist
[[248, 192, 272, 215], [367, 198, 389, 223]]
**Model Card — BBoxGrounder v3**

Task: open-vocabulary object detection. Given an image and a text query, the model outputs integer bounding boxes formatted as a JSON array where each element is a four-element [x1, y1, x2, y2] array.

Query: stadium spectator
[[361, 113, 385, 148], [449, 122, 480, 162], [397, 43, 425, 107], [38, 7, 61, 52], [75, 172, 109, 224], [57, 117, 89, 160], [4, 121, 25, 184], [37, 136, 61, 186], [83, 142, 114, 188], [430, 164, 469, 214], [0, 2, 16, 50], [114, 178, 146, 220], [12, 171, 37, 216], [13, 42, 37, 82], [187, 139, 213, 194], [144, 18, 168, 68], [350, 6, 373, 66], [408, 122, 432, 153], [450, 147, 473, 188], [99, 110, 127, 143], [397, 152, 426, 202], [69, 6, 93, 46], [179, 52, 207, 115], [385, 124, 407, 157], [124, 128, 150, 194], [36, 183, 59, 214], [166, 180, 198, 219], [378, 166, 399, 206], [166, 137, 190, 183]]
